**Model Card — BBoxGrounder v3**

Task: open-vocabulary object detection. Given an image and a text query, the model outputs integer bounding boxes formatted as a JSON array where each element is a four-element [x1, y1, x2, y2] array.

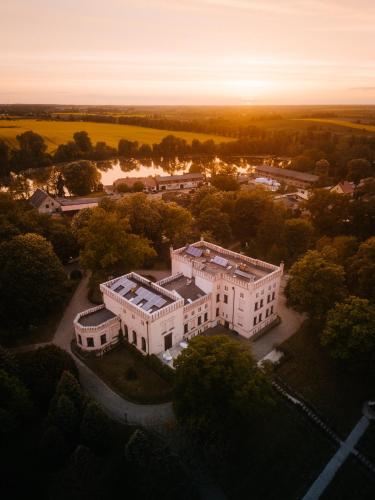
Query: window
[[100, 333, 107, 345], [271, 305, 274, 314], [164, 333, 172, 350], [224, 285, 228, 291], [78, 334, 82, 345], [141, 337, 147, 352], [191, 310, 194, 316], [224, 294, 228, 304], [216, 293, 220, 302], [272, 291, 275, 300], [45, 204, 49, 208], [198, 307, 201, 312], [132, 330, 137, 345], [254, 302, 258, 311], [184, 324, 188, 334], [198, 316, 202, 325], [87, 337, 94, 347], [240, 292, 244, 298], [267, 294, 271, 303], [259, 313, 262, 322], [266, 308, 269, 318], [216, 307, 219, 317], [260, 299, 264, 308], [253, 317, 257, 326], [124, 324, 128, 340], [204, 312, 208, 322]]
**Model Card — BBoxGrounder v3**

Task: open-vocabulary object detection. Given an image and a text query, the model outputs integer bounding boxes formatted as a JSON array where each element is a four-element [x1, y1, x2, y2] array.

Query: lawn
[[0, 119, 232, 151], [85, 345, 173, 404], [296, 118, 375, 133], [276, 321, 374, 435]]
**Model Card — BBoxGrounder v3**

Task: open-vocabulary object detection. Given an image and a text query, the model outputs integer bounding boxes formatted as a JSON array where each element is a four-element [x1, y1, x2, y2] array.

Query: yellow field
[[296, 118, 375, 133], [0, 119, 232, 152]]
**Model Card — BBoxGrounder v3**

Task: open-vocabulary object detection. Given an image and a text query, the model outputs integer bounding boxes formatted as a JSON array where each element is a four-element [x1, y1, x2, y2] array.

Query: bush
[[39, 425, 70, 467], [123, 341, 175, 383], [80, 400, 111, 453], [70, 269, 83, 280]]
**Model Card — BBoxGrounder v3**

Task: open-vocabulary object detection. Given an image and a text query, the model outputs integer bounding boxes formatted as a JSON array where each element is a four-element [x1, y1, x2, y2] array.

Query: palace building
[[74, 241, 283, 364]]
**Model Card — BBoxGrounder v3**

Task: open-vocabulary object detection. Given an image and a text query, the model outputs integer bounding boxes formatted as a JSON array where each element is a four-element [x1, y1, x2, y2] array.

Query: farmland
[[296, 118, 375, 133], [0, 119, 232, 152]]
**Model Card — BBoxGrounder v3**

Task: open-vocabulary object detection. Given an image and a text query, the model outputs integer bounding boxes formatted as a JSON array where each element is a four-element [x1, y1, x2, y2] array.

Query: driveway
[[53, 273, 174, 426], [250, 276, 305, 360]]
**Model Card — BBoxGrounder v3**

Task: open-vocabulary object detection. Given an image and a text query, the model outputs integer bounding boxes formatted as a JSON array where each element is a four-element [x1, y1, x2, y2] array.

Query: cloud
[[349, 86, 375, 91]]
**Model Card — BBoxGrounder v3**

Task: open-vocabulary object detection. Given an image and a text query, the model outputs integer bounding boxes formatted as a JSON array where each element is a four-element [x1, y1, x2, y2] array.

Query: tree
[[316, 235, 358, 267], [62, 161, 100, 196], [197, 207, 231, 244], [77, 207, 156, 271], [53, 141, 80, 163], [47, 394, 80, 439], [118, 139, 139, 157], [10, 131, 50, 170], [321, 297, 375, 367], [285, 250, 347, 318], [0, 233, 67, 327], [0, 140, 10, 178], [39, 425, 70, 467], [347, 158, 374, 184], [80, 400, 111, 452], [348, 237, 375, 301], [19, 345, 78, 408], [73, 131, 93, 155], [53, 371, 85, 414], [158, 201, 193, 246], [290, 155, 315, 172], [283, 218, 314, 265], [173, 336, 274, 449], [315, 158, 330, 177], [306, 189, 351, 236], [232, 191, 273, 241], [211, 174, 240, 192]]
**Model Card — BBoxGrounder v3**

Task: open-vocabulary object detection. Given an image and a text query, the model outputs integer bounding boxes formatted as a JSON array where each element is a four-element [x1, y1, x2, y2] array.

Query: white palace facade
[[74, 241, 283, 364]]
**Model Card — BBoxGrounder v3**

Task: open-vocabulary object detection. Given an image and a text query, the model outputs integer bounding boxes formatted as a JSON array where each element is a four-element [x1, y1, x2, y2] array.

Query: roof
[[155, 173, 204, 182], [179, 242, 275, 282], [161, 275, 207, 304], [113, 176, 156, 188], [29, 188, 51, 208], [78, 308, 117, 327], [254, 165, 319, 183], [332, 181, 355, 194], [56, 197, 101, 206], [104, 274, 176, 313]]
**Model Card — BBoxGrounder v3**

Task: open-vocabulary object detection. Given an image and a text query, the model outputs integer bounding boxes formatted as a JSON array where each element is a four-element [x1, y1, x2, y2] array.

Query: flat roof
[[155, 173, 203, 182], [105, 275, 175, 313], [254, 165, 319, 182], [57, 197, 100, 206], [78, 308, 116, 327], [180, 244, 274, 282], [161, 275, 207, 304]]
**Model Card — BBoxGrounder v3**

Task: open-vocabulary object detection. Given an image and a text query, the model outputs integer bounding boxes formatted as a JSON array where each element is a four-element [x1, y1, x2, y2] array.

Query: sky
[[1, 0, 375, 105]]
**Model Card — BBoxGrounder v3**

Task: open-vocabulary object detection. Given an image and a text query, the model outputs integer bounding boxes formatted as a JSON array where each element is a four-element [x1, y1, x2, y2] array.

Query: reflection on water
[[16, 157, 252, 194]]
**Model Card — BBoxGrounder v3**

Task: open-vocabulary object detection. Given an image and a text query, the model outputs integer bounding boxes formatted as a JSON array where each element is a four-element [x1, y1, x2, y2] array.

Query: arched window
[[124, 324, 128, 340], [132, 330, 137, 345], [141, 337, 147, 352]]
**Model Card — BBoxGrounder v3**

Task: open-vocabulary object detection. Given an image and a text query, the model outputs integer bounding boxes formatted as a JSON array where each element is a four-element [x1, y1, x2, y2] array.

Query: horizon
[[2, 0, 375, 105]]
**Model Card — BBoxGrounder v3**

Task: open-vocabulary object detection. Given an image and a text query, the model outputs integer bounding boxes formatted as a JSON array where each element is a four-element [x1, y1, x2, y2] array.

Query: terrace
[[159, 274, 207, 304]]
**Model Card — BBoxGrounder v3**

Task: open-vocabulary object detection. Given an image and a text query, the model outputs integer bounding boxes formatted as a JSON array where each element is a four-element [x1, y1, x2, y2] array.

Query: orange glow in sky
[[1, 0, 375, 104]]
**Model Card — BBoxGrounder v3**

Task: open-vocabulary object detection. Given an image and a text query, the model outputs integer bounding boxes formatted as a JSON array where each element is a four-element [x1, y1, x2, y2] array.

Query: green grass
[[276, 321, 374, 435], [0, 119, 232, 152], [296, 118, 375, 133], [85, 345, 172, 404]]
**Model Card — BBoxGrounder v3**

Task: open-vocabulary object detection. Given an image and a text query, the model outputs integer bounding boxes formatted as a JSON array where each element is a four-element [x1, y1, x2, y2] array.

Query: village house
[[113, 176, 157, 192], [330, 181, 355, 196], [252, 165, 319, 189], [29, 188, 100, 214], [74, 241, 283, 365], [155, 172, 204, 191]]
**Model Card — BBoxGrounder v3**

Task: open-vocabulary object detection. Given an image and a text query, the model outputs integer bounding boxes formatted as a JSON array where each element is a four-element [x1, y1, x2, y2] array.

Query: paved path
[[302, 416, 370, 500], [250, 276, 305, 360], [53, 273, 174, 426]]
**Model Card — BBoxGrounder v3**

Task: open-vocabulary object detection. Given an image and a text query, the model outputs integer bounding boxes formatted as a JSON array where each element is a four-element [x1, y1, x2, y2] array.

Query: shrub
[[125, 366, 138, 381]]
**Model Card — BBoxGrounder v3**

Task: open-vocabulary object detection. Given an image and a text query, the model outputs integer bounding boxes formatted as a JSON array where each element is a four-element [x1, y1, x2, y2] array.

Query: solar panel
[[111, 277, 136, 296], [211, 255, 228, 267], [186, 245, 203, 258], [154, 297, 167, 308], [234, 269, 255, 281], [114, 285, 124, 293], [143, 296, 160, 311]]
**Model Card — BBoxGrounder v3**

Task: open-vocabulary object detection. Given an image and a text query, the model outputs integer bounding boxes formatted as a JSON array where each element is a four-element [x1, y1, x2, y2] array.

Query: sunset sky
[[1, 0, 375, 105]]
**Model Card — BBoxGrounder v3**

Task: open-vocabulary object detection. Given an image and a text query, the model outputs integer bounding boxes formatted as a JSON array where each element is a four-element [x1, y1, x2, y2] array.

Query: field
[[296, 118, 375, 133], [0, 119, 232, 152]]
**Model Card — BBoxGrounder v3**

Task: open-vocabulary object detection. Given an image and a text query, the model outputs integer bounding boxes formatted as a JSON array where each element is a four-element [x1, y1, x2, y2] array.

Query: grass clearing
[[276, 321, 374, 435], [296, 118, 375, 133], [84, 344, 172, 404], [0, 119, 232, 151]]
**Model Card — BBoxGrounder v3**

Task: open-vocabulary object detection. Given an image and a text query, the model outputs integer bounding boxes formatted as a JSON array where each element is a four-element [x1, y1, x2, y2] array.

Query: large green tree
[[77, 207, 156, 271], [0, 233, 67, 327], [285, 250, 347, 318], [348, 237, 375, 301], [62, 161, 100, 196], [173, 335, 274, 448], [321, 296, 375, 367]]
